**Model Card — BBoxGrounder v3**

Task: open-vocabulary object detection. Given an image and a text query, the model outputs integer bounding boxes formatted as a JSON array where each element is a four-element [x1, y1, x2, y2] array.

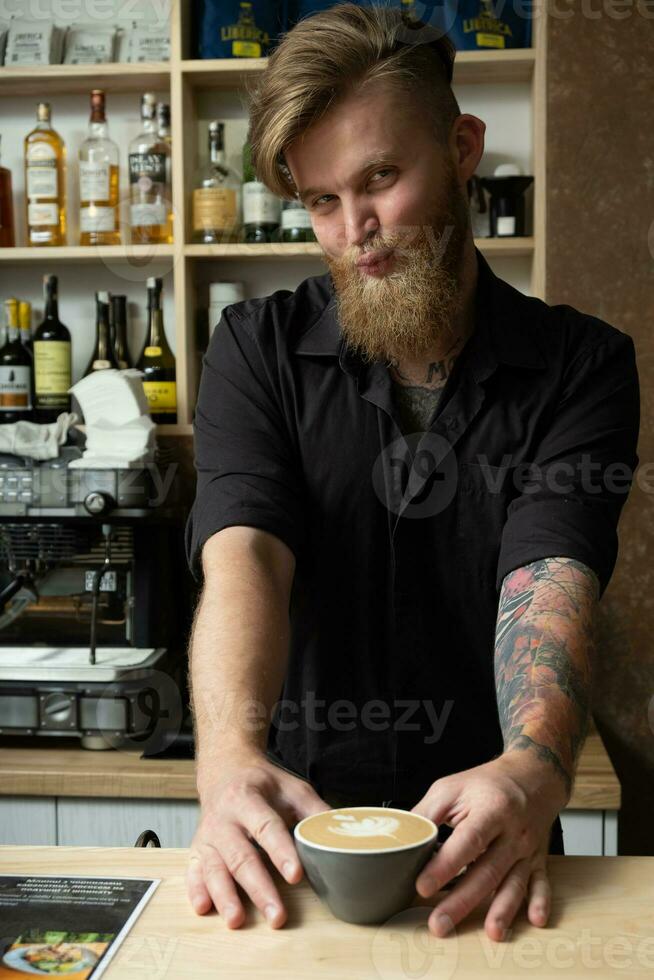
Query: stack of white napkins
[[69, 369, 156, 469]]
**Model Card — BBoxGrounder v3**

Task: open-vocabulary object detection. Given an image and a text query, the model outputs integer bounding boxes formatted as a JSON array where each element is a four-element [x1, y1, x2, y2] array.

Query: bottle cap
[[210, 283, 245, 304]]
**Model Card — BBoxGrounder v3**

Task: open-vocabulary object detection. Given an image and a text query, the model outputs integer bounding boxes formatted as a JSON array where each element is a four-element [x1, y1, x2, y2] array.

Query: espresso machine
[[0, 446, 190, 751]]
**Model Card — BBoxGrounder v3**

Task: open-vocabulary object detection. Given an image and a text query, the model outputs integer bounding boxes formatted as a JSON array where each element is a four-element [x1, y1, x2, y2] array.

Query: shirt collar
[[293, 246, 546, 371]]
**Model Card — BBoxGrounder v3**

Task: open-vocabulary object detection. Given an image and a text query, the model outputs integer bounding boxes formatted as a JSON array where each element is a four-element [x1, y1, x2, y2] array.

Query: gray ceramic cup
[[294, 806, 438, 924]]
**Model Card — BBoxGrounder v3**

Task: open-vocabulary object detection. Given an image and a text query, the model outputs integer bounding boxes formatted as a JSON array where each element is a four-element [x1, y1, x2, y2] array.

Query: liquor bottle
[[136, 277, 177, 423], [0, 134, 16, 248], [192, 121, 241, 244], [24, 102, 67, 247], [33, 274, 72, 423], [281, 199, 316, 243], [242, 139, 281, 243], [110, 294, 132, 369], [128, 92, 172, 245], [156, 102, 174, 244], [84, 291, 120, 375], [0, 299, 32, 423], [78, 90, 121, 246], [19, 301, 33, 356]]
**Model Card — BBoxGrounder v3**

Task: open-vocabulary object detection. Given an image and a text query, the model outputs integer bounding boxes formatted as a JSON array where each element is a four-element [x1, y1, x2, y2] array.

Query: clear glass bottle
[[128, 92, 172, 245], [84, 291, 120, 375], [0, 299, 33, 423], [242, 139, 281, 243], [79, 89, 121, 247], [156, 102, 174, 243], [24, 102, 67, 247], [0, 134, 16, 248], [192, 121, 241, 244], [136, 277, 177, 424], [33, 274, 72, 423]]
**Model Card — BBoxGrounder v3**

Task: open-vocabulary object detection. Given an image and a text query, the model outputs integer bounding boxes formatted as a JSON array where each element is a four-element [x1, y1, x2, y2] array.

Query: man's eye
[[312, 170, 394, 208]]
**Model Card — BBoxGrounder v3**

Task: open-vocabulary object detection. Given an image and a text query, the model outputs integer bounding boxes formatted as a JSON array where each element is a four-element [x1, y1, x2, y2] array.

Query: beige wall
[[546, 1, 654, 854]]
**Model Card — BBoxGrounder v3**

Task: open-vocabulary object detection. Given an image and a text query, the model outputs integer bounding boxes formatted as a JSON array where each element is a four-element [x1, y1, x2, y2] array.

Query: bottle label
[[91, 359, 112, 370], [131, 202, 167, 227], [80, 205, 116, 233], [282, 207, 312, 231], [497, 215, 516, 236], [243, 183, 281, 225], [144, 346, 162, 357], [33, 340, 71, 397], [26, 144, 58, 198], [193, 188, 238, 231], [80, 161, 110, 202], [28, 202, 59, 227], [129, 152, 167, 186], [0, 366, 31, 410], [143, 380, 176, 413]]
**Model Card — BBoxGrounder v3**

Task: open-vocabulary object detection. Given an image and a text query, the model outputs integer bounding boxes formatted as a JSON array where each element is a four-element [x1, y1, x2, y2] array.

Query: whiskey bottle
[[84, 291, 119, 375], [24, 102, 67, 247], [110, 294, 133, 369], [136, 277, 177, 423], [156, 101, 174, 243], [192, 121, 241, 244], [79, 90, 121, 246], [33, 274, 72, 423], [0, 134, 16, 248], [0, 299, 32, 423], [242, 140, 281, 243], [128, 93, 172, 245], [281, 199, 316, 243], [19, 301, 33, 356]]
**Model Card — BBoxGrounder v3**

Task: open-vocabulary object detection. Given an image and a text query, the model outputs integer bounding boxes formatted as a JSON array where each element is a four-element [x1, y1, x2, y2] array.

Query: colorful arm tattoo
[[495, 557, 600, 800]]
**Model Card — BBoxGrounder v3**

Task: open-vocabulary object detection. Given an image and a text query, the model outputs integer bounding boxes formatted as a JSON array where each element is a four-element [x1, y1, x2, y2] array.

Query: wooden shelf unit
[[0, 0, 547, 427]]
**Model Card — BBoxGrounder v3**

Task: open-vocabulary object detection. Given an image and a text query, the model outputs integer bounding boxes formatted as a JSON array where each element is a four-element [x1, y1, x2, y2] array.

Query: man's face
[[285, 79, 473, 363]]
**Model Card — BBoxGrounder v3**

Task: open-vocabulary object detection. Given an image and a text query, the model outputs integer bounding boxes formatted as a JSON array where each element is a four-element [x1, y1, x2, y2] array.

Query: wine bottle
[[24, 102, 67, 247], [0, 299, 33, 423], [136, 277, 177, 424], [84, 291, 119, 375], [110, 294, 132, 369], [242, 139, 281, 243], [33, 274, 72, 423], [0, 134, 16, 248]]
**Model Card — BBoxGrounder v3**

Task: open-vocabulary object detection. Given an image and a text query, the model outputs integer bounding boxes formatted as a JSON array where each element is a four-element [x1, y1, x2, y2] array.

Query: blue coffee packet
[[196, 0, 285, 59]]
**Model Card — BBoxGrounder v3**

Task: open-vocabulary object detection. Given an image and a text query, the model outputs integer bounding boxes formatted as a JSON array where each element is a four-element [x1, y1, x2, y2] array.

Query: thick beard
[[324, 168, 470, 365]]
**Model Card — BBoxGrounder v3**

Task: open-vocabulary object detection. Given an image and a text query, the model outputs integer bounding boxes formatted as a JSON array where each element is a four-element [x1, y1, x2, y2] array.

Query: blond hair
[[245, 2, 459, 201]]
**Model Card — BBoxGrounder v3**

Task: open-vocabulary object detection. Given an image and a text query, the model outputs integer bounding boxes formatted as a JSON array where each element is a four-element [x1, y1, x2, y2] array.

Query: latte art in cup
[[296, 807, 437, 851]]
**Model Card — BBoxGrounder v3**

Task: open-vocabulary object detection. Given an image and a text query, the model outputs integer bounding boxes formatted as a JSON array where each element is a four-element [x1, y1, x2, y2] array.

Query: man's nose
[[341, 207, 381, 251]]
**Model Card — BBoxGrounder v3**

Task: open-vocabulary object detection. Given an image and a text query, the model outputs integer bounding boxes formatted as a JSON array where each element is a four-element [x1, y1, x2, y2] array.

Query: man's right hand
[[187, 754, 330, 929]]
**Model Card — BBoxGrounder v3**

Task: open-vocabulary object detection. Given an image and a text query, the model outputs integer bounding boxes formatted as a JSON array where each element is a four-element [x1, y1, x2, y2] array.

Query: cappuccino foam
[[296, 807, 436, 851]]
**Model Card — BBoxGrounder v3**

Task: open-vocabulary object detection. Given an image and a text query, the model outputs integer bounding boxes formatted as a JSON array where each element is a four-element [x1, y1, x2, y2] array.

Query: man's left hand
[[411, 752, 569, 942]]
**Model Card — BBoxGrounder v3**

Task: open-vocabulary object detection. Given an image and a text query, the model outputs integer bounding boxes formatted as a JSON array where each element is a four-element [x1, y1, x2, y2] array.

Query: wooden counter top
[[0, 730, 621, 810], [1, 846, 652, 978]]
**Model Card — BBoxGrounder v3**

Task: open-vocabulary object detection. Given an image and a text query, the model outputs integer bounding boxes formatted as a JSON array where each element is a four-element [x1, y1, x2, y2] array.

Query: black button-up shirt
[[187, 247, 639, 805]]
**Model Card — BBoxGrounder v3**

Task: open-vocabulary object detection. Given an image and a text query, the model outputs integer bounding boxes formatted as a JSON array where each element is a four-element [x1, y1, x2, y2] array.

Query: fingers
[[416, 818, 495, 897], [426, 836, 521, 938], [483, 855, 532, 942], [187, 846, 245, 928], [216, 823, 289, 927], [526, 865, 551, 927], [239, 792, 304, 885]]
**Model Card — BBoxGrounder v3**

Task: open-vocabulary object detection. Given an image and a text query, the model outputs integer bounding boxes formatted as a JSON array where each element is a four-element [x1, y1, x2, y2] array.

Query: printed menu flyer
[[0, 875, 159, 978]]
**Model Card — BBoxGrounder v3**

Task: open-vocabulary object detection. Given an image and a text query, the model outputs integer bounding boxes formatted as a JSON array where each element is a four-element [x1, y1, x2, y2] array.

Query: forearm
[[494, 557, 600, 802], [189, 527, 294, 796]]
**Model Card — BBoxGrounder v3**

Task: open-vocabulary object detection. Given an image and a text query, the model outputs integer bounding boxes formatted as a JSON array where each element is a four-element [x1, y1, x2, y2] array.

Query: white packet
[[5, 18, 63, 65], [127, 23, 170, 63], [64, 23, 116, 64]]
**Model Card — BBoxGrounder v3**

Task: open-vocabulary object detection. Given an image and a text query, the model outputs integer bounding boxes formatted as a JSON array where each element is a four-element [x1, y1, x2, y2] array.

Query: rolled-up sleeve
[[185, 308, 307, 581], [496, 331, 640, 598]]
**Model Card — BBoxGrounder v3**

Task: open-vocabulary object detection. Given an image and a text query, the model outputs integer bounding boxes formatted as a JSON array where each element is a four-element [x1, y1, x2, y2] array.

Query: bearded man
[[185, 3, 639, 943]]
